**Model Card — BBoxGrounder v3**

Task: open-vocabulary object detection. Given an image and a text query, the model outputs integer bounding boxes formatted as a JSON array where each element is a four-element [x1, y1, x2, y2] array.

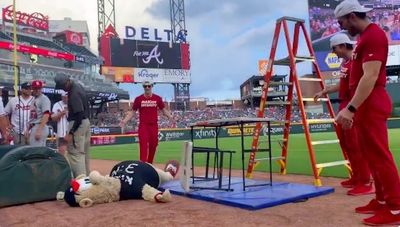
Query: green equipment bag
[[0, 146, 72, 207]]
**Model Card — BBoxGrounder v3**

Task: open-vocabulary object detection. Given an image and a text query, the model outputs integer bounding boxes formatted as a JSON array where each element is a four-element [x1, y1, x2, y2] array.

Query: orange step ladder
[[246, 17, 351, 186]]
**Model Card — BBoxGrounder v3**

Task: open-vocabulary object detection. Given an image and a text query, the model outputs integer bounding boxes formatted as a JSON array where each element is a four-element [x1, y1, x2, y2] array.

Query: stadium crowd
[[94, 106, 331, 129], [310, 6, 400, 43]]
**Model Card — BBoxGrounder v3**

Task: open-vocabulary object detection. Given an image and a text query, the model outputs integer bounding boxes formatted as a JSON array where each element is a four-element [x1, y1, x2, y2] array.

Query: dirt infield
[[0, 159, 373, 227]]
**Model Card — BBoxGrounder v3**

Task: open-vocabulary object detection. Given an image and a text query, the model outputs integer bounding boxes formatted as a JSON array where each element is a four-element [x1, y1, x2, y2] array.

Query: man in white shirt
[[52, 91, 68, 154], [4, 82, 34, 145], [0, 94, 10, 144]]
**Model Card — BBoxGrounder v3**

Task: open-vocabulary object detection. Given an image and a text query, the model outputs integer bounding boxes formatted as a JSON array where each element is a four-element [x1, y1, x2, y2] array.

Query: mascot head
[[58, 175, 93, 207]]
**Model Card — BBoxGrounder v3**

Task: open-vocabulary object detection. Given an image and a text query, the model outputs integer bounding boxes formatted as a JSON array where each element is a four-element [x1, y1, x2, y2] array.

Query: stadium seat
[[0, 146, 71, 207], [15, 34, 66, 52], [0, 31, 11, 41]]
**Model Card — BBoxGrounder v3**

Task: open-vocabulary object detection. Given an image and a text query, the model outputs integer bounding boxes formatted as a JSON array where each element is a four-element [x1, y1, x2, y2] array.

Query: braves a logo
[[143, 44, 164, 64]]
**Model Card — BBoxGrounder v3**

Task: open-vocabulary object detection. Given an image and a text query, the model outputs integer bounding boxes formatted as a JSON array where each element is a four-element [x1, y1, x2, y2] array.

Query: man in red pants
[[314, 33, 371, 196], [335, 0, 400, 225], [120, 81, 174, 164]]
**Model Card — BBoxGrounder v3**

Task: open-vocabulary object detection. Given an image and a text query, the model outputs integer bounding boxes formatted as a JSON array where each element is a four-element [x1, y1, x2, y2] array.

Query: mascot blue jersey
[[110, 161, 160, 200]]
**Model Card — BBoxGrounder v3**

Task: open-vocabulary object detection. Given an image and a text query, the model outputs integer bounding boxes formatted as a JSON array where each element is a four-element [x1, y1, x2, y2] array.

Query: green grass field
[[91, 129, 400, 178]]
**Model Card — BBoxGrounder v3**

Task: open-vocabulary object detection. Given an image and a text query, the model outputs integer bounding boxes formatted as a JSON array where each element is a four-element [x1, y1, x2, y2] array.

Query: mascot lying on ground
[[57, 160, 179, 207]]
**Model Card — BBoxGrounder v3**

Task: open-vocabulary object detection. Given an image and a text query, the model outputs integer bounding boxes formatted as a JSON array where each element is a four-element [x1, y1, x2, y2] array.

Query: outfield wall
[[89, 118, 400, 146]]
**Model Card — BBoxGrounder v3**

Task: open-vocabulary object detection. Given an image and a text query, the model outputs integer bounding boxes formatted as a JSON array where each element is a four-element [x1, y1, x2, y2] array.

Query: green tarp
[[0, 146, 72, 207]]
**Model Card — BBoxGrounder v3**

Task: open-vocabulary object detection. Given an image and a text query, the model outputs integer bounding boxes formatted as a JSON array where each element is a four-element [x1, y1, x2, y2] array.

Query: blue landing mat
[[161, 177, 334, 210]]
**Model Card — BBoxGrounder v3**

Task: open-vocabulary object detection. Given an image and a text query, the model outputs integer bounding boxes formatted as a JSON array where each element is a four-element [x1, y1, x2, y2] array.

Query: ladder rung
[[302, 98, 329, 102], [298, 78, 322, 82], [266, 101, 290, 105], [306, 119, 335, 124], [254, 156, 285, 162], [268, 91, 288, 97], [274, 56, 315, 66], [259, 138, 287, 144], [269, 82, 292, 86], [316, 160, 349, 169], [311, 139, 339, 145]]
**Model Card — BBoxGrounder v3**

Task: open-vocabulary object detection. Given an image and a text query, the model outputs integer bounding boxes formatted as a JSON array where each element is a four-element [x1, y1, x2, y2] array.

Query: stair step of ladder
[[266, 101, 290, 105], [306, 119, 335, 124], [255, 156, 285, 161], [269, 81, 293, 86], [274, 56, 315, 66], [298, 77, 322, 82], [302, 98, 329, 102], [316, 160, 349, 169], [268, 91, 288, 97], [311, 139, 339, 145]]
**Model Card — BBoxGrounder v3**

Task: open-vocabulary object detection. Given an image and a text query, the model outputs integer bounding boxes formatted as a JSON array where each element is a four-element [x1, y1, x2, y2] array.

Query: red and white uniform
[[0, 97, 5, 139], [132, 94, 165, 163], [351, 23, 400, 209], [337, 60, 370, 186], [52, 100, 68, 138], [4, 96, 34, 134]]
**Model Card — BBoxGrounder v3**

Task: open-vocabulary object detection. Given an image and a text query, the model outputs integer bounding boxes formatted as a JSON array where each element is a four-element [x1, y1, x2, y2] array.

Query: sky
[[1, 0, 313, 101]]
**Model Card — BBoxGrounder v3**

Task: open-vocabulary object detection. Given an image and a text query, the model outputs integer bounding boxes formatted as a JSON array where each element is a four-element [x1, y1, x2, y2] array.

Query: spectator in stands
[[55, 74, 91, 178], [120, 81, 174, 164], [0, 90, 10, 144], [28, 80, 51, 146], [4, 82, 34, 145], [51, 91, 68, 155]]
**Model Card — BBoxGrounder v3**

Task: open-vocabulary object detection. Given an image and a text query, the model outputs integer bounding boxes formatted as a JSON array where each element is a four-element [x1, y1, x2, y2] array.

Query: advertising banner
[[91, 127, 122, 135], [134, 68, 190, 83], [109, 39, 188, 69], [101, 66, 134, 82], [90, 119, 400, 146], [0, 41, 74, 61], [65, 31, 84, 46], [2, 5, 49, 31]]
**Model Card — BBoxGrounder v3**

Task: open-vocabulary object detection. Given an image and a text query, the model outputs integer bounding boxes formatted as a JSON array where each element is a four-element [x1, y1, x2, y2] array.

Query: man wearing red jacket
[[335, 0, 400, 225], [120, 81, 174, 164], [314, 33, 371, 196]]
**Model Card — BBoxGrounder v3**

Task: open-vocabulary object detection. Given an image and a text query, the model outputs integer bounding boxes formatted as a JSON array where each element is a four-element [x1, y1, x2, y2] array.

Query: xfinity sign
[[125, 26, 173, 42]]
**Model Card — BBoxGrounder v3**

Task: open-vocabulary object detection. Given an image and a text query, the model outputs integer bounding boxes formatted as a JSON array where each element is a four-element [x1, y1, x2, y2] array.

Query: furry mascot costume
[[57, 160, 179, 207]]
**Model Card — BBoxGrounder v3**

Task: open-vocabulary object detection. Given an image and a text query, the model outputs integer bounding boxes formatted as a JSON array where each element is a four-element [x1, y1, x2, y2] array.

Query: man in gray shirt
[[55, 74, 91, 177], [29, 80, 51, 146]]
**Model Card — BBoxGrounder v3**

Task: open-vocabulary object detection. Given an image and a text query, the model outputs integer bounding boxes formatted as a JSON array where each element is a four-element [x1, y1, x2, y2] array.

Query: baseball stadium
[[1, 0, 400, 226]]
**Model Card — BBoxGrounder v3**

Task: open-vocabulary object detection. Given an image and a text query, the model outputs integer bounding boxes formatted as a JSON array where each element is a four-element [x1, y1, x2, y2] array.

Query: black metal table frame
[[240, 121, 273, 191], [189, 119, 273, 191], [190, 126, 234, 191]]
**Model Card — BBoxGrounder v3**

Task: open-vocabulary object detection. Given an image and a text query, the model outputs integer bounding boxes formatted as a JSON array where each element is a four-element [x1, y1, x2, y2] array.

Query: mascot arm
[[141, 184, 172, 203], [89, 171, 110, 184]]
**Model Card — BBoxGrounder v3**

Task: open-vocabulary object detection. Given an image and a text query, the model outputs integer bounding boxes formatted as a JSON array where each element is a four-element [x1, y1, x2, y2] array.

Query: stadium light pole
[[12, 0, 19, 97]]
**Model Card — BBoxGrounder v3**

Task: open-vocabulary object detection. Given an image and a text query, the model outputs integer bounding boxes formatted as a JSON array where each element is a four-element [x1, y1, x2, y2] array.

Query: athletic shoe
[[355, 199, 387, 214], [340, 178, 356, 188], [363, 209, 400, 226], [347, 184, 375, 196], [164, 160, 180, 178]]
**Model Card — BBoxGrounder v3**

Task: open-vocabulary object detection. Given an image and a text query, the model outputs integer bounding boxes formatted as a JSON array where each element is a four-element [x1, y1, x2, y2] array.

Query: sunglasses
[[143, 85, 152, 88]]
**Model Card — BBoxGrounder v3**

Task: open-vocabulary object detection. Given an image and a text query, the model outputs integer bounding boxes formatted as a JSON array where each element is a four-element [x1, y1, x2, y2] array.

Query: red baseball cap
[[31, 80, 44, 89]]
